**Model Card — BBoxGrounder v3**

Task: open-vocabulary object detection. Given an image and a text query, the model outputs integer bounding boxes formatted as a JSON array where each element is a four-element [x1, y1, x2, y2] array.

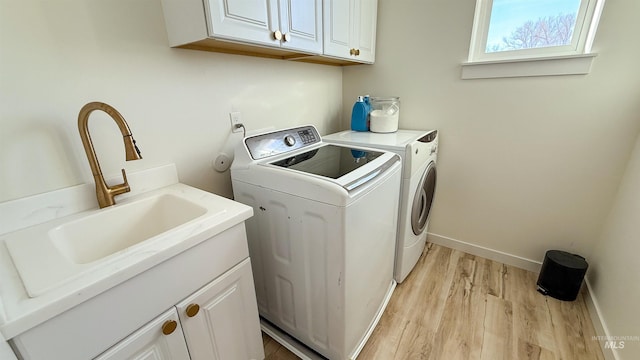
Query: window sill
[[461, 54, 597, 80]]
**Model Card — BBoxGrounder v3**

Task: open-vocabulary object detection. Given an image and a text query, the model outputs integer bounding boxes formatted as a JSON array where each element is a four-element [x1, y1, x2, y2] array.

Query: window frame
[[462, 0, 606, 79]]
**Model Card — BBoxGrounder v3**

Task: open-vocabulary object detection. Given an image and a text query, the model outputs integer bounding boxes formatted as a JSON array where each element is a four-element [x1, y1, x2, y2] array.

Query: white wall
[[0, 0, 343, 202], [588, 131, 640, 360], [343, 0, 640, 264]]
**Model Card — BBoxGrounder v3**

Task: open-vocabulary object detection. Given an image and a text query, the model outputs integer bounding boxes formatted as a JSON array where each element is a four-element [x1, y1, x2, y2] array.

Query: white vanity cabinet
[[96, 259, 263, 360], [9, 224, 264, 360], [323, 0, 378, 63], [161, 0, 322, 56]]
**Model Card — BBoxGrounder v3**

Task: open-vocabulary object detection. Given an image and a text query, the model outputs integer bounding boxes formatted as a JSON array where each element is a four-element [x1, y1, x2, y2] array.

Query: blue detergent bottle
[[351, 96, 368, 132]]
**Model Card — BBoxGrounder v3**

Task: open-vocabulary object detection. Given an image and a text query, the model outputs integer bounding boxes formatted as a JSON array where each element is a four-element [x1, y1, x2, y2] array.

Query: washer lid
[[267, 144, 397, 192], [270, 145, 384, 179], [231, 125, 401, 205]]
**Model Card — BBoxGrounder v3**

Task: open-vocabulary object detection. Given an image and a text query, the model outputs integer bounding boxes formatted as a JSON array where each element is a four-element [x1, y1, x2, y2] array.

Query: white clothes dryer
[[323, 129, 438, 283], [231, 125, 401, 359]]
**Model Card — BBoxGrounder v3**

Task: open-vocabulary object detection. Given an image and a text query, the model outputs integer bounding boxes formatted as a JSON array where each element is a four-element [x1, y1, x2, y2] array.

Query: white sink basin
[[3, 184, 247, 298], [51, 194, 206, 264]]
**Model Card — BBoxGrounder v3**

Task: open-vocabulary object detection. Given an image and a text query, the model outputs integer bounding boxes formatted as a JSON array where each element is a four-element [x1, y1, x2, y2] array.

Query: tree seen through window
[[485, 0, 581, 53]]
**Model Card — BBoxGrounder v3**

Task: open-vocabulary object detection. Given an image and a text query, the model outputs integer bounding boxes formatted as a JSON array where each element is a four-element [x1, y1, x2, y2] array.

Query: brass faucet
[[78, 102, 142, 208]]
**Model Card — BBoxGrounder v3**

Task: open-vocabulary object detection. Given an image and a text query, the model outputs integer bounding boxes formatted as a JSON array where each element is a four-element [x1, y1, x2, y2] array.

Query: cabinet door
[[324, 0, 378, 63], [94, 309, 190, 360], [279, 0, 323, 54], [177, 258, 264, 360], [323, 0, 353, 59], [206, 0, 280, 47], [353, 0, 378, 63]]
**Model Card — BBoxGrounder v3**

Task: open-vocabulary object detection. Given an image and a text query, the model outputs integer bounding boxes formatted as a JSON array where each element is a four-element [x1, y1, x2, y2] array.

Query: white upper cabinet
[[323, 0, 378, 63], [162, 0, 322, 55], [160, 0, 378, 64]]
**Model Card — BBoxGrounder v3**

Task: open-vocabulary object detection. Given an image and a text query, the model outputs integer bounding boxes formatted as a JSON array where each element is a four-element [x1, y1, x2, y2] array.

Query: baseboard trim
[[584, 277, 618, 360], [427, 232, 542, 273]]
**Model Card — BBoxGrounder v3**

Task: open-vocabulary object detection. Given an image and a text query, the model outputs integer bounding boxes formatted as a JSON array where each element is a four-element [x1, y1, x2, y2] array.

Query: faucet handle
[[98, 168, 131, 207], [108, 169, 131, 196], [120, 168, 129, 186]]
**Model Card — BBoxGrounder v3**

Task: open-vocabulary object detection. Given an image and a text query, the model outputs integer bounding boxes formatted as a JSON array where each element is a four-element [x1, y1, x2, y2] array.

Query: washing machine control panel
[[245, 125, 321, 160], [297, 128, 318, 144]]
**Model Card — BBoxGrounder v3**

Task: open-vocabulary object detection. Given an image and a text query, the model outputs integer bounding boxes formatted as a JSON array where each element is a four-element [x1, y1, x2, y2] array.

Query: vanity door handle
[[162, 320, 178, 335], [186, 303, 200, 317]]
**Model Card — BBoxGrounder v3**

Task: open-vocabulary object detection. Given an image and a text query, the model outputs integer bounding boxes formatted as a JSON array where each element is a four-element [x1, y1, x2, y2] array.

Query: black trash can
[[536, 250, 588, 301]]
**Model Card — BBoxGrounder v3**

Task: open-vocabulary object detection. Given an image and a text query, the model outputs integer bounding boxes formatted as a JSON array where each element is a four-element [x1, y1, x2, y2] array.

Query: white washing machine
[[230, 125, 401, 359], [323, 129, 438, 283]]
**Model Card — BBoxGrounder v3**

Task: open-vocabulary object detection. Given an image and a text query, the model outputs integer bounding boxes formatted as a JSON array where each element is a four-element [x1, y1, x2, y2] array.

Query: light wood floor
[[262, 243, 604, 360]]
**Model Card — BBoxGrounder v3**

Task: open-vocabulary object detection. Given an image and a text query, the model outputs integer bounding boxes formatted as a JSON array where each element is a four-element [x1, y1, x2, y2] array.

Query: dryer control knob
[[284, 135, 296, 147], [430, 145, 437, 155]]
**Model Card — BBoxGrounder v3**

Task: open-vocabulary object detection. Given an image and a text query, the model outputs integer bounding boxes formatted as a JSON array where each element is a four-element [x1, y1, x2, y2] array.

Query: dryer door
[[411, 161, 437, 235]]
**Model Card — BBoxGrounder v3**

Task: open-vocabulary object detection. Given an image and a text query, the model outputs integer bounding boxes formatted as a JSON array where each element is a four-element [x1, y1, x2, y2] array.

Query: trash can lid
[[547, 250, 588, 270]]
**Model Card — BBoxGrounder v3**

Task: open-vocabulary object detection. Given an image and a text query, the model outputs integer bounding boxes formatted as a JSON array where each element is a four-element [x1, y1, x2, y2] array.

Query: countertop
[[0, 165, 252, 339]]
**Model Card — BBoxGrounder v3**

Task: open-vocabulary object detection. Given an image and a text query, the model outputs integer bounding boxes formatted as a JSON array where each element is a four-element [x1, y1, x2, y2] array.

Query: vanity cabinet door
[[176, 258, 264, 360], [94, 308, 190, 360]]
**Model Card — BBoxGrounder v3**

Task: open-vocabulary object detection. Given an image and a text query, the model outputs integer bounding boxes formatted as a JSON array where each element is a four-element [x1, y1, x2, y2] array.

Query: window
[[462, 0, 606, 79]]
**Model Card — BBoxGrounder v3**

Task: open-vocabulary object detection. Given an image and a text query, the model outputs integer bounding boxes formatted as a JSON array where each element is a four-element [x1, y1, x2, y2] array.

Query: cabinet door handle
[[162, 320, 178, 335], [350, 48, 356, 55], [273, 30, 283, 41], [283, 33, 291, 42], [355, 49, 360, 56], [186, 303, 200, 317]]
